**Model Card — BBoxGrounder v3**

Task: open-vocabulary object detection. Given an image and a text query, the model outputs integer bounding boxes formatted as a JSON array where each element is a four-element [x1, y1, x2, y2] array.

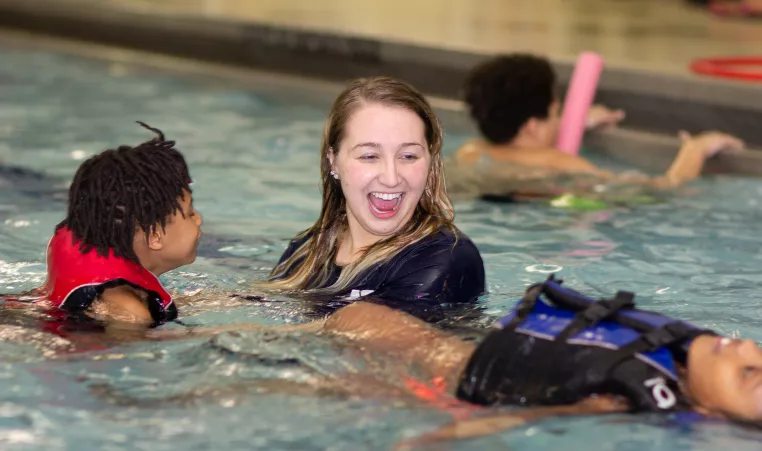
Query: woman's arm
[[91, 286, 154, 325], [146, 317, 328, 340], [323, 302, 477, 392]]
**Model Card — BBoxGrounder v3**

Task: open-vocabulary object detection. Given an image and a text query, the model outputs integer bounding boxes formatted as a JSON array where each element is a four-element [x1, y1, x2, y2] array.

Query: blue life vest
[[456, 275, 717, 412]]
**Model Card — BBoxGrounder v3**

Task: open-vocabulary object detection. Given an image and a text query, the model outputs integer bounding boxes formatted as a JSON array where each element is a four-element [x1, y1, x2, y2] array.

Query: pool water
[[1, 39, 762, 450]]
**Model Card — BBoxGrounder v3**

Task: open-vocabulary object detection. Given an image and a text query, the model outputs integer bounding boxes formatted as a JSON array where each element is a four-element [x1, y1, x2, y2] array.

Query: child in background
[[451, 53, 744, 200]]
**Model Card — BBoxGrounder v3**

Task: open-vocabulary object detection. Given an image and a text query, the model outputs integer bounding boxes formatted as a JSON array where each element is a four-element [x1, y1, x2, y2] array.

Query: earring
[[330, 170, 339, 180]]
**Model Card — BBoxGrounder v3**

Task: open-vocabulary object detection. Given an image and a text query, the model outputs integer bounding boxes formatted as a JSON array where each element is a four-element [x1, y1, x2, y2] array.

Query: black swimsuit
[[271, 226, 486, 318]]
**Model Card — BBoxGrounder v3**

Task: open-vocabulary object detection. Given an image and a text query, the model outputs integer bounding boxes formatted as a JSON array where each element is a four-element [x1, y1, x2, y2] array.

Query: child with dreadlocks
[[34, 121, 203, 326]]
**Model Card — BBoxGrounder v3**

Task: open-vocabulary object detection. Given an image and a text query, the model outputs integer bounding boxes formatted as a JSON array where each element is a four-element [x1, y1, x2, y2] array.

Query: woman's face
[[330, 103, 431, 248], [687, 334, 762, 422]]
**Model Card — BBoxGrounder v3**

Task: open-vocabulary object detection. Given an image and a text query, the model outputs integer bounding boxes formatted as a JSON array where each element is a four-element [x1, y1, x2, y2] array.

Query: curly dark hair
[[463, 54, 557, 144], [56, 121, 192, 264]]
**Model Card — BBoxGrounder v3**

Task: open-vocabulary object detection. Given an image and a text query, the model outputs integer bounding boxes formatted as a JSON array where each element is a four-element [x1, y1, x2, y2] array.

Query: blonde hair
[[264, 76, 455, 294]]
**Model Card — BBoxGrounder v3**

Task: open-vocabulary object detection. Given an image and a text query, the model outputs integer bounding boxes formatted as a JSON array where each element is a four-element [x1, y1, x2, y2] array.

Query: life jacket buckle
[[640, 322, 691, 349], [580, 291, 635, 323]]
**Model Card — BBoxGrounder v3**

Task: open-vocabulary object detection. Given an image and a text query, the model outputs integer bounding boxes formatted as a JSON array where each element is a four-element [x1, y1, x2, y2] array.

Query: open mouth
[[368, 192, 404, 218]]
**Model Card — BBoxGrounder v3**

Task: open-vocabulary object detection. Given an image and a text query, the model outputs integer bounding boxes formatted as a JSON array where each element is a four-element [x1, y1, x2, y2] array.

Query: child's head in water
[[463, 54, 560, 148], [685, 335, 762, 422], [57, 121, 203, 274], [43, 122, 203, 325]]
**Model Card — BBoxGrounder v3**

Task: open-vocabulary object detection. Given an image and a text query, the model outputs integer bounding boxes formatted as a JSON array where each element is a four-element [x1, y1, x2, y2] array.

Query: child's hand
[[586, 104, 625, 130], [679, 130, 745, 158]]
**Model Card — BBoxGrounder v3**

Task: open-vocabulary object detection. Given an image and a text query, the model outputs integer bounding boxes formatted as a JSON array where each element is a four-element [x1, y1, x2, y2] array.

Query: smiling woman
[[330, 104, 431, 252], [262, 76, 485, 315]]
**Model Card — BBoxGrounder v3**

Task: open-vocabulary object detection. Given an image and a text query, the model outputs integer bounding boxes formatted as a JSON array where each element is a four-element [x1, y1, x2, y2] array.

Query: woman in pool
[[263, 76, 486, 313]]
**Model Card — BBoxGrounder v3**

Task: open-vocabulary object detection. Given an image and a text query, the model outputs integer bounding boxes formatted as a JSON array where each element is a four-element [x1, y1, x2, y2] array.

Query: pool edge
[[1, 0, 761, 175]]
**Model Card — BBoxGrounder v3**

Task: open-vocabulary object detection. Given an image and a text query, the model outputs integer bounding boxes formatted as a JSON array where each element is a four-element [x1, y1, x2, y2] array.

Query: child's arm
[[394, 395, 630, 450], [659, 131, 744, 186], [585, 104, 625, 130], [553, 130, 744, 188]]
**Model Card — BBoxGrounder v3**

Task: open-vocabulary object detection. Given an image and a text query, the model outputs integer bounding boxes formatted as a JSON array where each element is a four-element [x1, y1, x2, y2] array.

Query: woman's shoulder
[[376, 225, 485, 304], [432, 225, 479, 246], [404, 225, 483, 262]]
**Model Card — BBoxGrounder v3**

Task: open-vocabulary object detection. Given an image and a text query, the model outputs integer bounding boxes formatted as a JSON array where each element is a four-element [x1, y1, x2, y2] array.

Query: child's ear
[[146, 227, 165, 251], [521, 117, 539, 139]]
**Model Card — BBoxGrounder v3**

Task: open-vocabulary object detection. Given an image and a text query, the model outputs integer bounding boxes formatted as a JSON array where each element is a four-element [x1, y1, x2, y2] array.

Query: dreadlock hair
[[56, 121, 192, 264]]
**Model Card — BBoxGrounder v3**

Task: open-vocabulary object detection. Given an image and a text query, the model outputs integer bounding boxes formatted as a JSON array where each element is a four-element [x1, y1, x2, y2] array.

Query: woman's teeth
[[371, 192, 402, 201]]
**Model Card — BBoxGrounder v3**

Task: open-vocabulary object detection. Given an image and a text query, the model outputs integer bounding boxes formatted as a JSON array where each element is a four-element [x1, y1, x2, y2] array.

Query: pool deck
[[1, 0, 762, 173], [75, 0, 762, 76]]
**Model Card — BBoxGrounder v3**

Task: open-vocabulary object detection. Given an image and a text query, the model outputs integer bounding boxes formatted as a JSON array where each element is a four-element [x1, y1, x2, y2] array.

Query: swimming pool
[[1, 36, 762, 450]]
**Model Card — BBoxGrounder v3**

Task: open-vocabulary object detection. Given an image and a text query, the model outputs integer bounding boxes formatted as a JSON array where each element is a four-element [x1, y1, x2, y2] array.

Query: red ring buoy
[[690, 57, 762, 82]]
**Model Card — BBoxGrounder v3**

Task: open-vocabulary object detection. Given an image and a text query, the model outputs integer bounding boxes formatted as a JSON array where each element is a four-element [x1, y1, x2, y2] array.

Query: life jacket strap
[[555, 291, 635, 345], [501, 282, 544, 331], [584, 322, 702, 385]]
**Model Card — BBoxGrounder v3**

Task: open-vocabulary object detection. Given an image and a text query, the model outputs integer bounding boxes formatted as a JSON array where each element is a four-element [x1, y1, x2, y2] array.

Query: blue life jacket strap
[[555, 291, 636, 345], [504, 275, 717, 366], [502, 282, 544, 331], [585, 322, 703, 384]]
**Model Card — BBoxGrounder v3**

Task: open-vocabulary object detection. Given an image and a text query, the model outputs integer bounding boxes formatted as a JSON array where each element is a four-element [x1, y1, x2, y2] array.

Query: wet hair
[[56, 121, 192, 264], [463, 53, 557, 144], [265, 76, 455, 293]]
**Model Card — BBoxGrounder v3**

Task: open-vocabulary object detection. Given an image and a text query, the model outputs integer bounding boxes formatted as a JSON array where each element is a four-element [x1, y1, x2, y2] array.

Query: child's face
[[161, 190, 203, 269], [687, 334, 762, 421], [137, 190, 203, 274]]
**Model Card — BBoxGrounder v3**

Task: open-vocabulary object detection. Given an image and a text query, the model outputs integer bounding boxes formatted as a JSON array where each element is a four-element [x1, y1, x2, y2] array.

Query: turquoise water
[[1, 41, 762, 450]]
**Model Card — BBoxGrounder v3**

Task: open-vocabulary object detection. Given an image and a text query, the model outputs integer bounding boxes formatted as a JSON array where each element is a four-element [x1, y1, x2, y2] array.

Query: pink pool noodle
[[556, 52, 604, 155]]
